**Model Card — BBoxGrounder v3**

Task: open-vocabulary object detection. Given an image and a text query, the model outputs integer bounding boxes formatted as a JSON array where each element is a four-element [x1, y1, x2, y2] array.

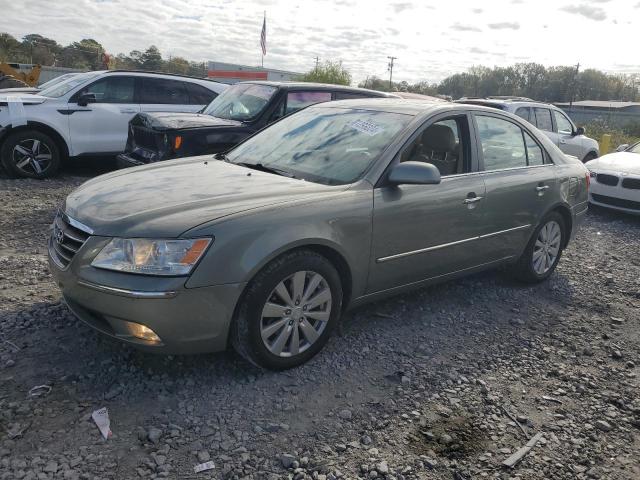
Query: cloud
[[488, 22, 520, 30], [452, 22, 482, 32], [391, 2, 412, 13], [560, 5, 607, 20], [472, 8, 483, 13]]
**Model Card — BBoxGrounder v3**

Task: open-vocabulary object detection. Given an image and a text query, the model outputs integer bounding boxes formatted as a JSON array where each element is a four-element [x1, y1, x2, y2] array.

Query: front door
[[368, 114, 487, 294], [68, 75, 140, 155], [553, 109, 583, 158]]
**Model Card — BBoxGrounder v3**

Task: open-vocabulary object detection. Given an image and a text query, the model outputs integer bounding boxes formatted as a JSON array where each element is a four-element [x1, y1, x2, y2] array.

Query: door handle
[[536, 185, 550, 192], [464, 196, 483, 204]]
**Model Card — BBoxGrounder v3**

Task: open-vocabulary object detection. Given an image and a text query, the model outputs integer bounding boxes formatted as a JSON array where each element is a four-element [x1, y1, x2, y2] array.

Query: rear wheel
[[1, 130, 61, 178], [231, 250, 343, 370], [511, 211, 565, 283]]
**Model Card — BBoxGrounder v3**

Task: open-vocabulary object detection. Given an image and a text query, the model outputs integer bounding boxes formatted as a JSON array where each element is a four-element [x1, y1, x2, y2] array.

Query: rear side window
[[533, 108, 553, 132], [476, 115, 527, 170], [286, 91, 332, 114], [523, 131, 544, 165], [77, 76, 135, 103], [553, 110, 573, 134], [140, 78, 189, 104], [185, 83, 217, 105], [515, 107, 531, 122]]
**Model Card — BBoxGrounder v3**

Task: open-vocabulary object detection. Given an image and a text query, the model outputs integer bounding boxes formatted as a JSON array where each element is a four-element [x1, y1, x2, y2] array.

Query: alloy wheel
[[12, 139, 53, 176], [260, 270, 332, 357], [532, 220, 561, 275]]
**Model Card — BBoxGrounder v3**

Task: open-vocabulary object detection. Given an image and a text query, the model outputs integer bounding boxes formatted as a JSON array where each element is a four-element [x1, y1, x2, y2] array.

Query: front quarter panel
[[183, 184, 374, 301]]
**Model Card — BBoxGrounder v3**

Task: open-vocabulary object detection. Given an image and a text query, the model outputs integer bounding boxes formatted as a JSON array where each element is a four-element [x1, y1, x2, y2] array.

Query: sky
[[1, 0, 638, 84]]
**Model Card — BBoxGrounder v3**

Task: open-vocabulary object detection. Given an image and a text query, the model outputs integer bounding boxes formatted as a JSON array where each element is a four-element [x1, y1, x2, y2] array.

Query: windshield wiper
[[214, 152, 230, 162], [235, 162, 297, 178]]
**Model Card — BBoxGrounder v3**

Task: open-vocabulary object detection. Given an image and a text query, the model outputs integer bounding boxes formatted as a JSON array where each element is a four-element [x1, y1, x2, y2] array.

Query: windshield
[[227, 107, 412, 185], [38, 73, 78, 90], [628, 141, 640, 154], [203, 83, 277, 121], [39, 71, 101, 98]]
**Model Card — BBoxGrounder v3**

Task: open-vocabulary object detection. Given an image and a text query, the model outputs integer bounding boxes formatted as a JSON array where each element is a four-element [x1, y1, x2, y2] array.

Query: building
[[555, 100, 640, 128], [207, 61, 301, 84]]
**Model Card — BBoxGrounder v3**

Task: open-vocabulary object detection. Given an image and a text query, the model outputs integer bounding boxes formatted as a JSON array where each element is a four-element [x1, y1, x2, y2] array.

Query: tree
[[141, 45, 163, 71], [164, 56, 190, 75], [300, 61, 351, 86]]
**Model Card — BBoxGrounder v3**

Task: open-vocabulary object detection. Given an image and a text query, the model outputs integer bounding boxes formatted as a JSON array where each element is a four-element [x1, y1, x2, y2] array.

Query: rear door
[[368, 112, 488, 293], [472, 112, 557, 260], [67, 75, 140, 155], [552, 109, 583, 157], [532, 107, 559, 146], [139, 77, 198, 113]]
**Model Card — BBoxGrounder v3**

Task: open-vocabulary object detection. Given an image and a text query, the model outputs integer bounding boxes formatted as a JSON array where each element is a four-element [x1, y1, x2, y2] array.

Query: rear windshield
[[202, 83, 277, 121]]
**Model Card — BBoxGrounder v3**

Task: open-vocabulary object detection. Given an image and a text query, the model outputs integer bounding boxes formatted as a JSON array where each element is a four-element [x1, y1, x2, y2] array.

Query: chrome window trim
[[376, 224, 531, 263], [77, 280, 177, 299]]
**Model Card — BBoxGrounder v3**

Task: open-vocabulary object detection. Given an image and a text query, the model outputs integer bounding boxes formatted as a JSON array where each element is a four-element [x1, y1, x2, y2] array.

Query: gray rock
[[376, 461, 389, 474], [197, 451, 210, 462], [147, 427, 163, 444], [280, 454, 296, 469], [338, 409, 352, 420], [595, 420, 612, 432]]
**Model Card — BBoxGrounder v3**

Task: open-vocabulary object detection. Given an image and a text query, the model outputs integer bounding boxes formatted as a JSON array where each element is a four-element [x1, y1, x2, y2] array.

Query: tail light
[[586, 171, 591, 190]]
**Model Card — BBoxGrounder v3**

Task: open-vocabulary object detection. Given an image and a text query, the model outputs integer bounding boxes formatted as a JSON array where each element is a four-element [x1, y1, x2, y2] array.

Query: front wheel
[[511, 212, 565, 283], [1, 130, 61, 178], [231, 250, 343, 370]]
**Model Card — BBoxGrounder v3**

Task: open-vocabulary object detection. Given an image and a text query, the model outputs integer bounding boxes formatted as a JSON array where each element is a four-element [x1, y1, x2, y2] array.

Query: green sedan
[[49, 98, 589, 369]]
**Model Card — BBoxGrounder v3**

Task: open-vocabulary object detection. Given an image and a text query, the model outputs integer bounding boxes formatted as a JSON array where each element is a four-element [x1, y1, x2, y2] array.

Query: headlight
[[91, 238, 212, 276]]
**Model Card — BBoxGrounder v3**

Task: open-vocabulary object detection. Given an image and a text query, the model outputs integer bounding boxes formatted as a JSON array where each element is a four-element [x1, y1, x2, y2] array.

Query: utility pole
[[313, 56, 320, 70], [387, 56, 397, 90], [569, 62, 580, 107]]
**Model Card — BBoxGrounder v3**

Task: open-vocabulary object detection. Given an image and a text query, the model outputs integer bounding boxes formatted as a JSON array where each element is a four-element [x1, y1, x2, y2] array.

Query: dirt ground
[[1, 165, 639, 480]]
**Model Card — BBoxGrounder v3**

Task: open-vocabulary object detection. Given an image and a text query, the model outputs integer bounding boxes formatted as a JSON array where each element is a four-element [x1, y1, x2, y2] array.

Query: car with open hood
[[586, 140, 640, 214], [116, 81, 394, 168], [49, 98, 589, 369]]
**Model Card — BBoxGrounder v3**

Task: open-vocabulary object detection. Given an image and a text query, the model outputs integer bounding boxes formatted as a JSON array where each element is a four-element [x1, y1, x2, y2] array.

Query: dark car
[[117, 81, 394, 167]]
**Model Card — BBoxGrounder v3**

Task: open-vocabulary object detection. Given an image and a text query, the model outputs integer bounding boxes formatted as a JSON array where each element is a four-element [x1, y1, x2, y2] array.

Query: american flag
[[260, 13, 267, 56]]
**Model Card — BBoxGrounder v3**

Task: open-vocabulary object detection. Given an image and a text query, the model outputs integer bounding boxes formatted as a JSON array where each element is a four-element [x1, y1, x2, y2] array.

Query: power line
[[387, 56, 397, 90]]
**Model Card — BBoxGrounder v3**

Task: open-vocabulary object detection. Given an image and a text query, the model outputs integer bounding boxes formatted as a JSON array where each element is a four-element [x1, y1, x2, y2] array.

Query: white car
[[0, 70, 227, 178], [586, 141, 640, 214]]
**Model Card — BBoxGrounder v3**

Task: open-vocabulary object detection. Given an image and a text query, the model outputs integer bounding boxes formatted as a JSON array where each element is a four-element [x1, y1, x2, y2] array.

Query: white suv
[[457, 97, 600, 162], [0, 70, 227, 178]]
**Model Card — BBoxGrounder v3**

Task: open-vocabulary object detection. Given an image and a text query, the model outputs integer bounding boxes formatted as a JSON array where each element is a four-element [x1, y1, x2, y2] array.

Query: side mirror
[[616, 144, 629, 152], [575, 126, 585, 136], [77, 92, 96, 107], [388, 161, 441, 186]]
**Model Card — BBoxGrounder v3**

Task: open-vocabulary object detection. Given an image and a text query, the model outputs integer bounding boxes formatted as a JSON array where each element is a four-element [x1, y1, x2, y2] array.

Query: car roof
[[456, 98, 555, 109], [311, 98, 454, 115], [103, 69, 225, 85], [239, 80, 394, 97]]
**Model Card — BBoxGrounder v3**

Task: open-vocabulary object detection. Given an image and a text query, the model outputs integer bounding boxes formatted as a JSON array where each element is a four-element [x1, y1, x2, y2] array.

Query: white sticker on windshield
[[348, 119, 383, 136]]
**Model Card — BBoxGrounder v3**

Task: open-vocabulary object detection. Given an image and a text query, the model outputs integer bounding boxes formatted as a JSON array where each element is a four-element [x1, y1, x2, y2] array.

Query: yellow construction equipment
[[0, 63, 42, 87]]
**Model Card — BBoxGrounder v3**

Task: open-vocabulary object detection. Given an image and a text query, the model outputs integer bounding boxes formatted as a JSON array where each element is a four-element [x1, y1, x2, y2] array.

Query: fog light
[[124, 321, 161, 344]]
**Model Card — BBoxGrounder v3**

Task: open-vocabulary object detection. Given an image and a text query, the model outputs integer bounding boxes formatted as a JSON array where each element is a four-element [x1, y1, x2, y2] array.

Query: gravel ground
[[1, 169, 639, 480]]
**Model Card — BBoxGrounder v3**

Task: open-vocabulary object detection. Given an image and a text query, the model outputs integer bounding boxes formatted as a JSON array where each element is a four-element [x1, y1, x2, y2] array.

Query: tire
[[230, 249, 343, 370], [1, 130, 61, 179], [511, 211, 566, 283], [582, 151, 598, 163]]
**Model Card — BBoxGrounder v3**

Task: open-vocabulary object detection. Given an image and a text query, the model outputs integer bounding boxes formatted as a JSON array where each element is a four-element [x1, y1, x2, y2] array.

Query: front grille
[[596, 173, 619, 186], [50, 212, 91, 269], [621, 178, 640, 190], [592, 193, 640, 211], [131, 125, 160, 150]]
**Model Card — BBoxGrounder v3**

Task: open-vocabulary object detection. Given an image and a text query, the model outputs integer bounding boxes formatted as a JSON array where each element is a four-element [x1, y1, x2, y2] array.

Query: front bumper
[[48, 235, 246, 354], [588, 170, 640, 215], [116, 153, 146, 169]]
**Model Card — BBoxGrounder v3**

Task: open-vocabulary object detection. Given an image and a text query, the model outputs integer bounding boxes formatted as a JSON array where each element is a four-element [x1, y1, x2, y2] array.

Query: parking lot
[[0, 167, 637, 480]]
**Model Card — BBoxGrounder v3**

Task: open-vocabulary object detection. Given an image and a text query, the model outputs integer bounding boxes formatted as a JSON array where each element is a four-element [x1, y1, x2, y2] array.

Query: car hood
[[0, 87, 40, 94], [132, 111, 243, 131], [64, 157, 343, 237], [586, 152, 640, 175], [0, 93, 47, 104]]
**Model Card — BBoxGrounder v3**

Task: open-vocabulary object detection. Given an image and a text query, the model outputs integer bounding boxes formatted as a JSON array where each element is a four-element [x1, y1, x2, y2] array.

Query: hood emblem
[[54, 224, 65, 244]]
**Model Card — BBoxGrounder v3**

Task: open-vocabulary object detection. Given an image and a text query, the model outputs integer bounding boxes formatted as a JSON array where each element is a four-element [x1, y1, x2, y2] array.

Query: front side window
[[628, 141, 640, 154], [140, 78, 189, 104], [203, 83, 277, 121], [533, 108, 553, 132], [400, 117, 468, 176], [186, 82, 217, 105], [476, 115, 527, 170], [227, 107, 412, 185], [286, 91, 332, 114], [553, 110, 574, 134], [76, 76, 135, 103]]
